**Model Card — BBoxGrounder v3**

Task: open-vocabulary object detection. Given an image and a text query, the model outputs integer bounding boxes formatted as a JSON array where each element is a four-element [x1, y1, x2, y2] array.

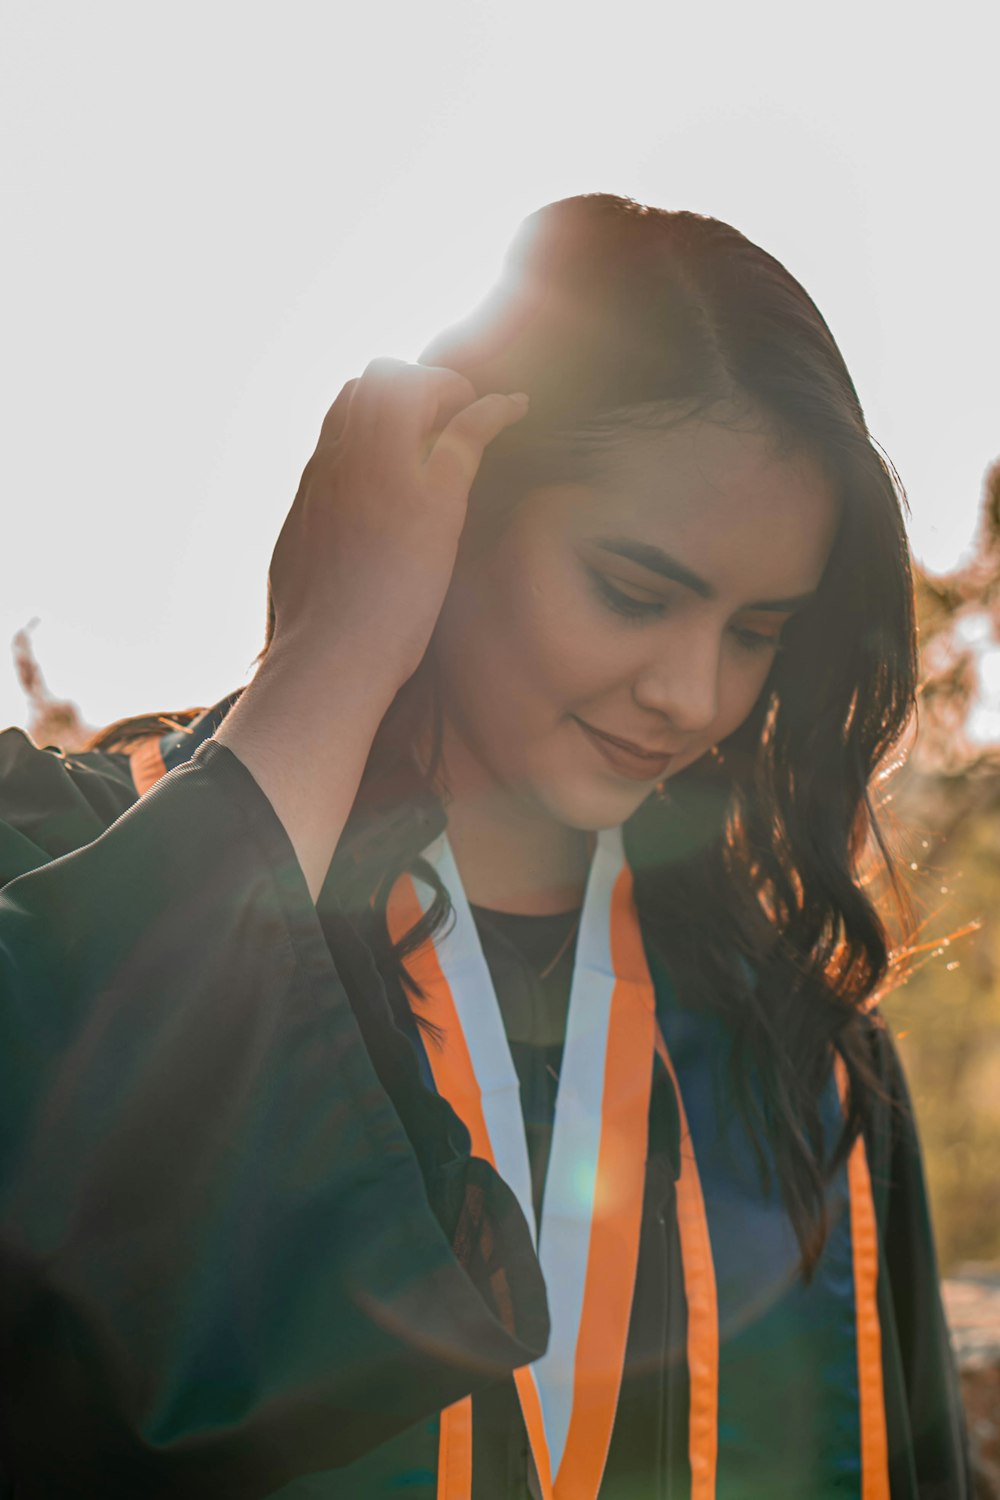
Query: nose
[[630, 628, 721, 735]]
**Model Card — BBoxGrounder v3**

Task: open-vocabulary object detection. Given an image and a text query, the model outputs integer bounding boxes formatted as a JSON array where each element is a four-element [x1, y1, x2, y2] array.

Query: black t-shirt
[[470, 903, 579, 1225]]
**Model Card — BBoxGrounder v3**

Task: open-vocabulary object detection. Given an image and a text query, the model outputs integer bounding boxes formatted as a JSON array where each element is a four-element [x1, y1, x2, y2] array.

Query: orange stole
[[128, 736, 168, 796], [835, 1055, 891, 1500], [653, 1026, 719, 1500]]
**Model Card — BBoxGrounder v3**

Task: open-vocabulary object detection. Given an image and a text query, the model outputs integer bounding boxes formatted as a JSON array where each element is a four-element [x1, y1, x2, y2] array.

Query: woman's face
[[432, 414, 839, 831]]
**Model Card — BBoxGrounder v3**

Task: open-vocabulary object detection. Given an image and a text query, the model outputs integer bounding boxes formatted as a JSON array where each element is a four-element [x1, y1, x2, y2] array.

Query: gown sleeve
[[0, 732, 548, 1499]]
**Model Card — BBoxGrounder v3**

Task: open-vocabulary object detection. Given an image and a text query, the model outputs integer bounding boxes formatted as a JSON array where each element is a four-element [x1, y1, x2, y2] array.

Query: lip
[[573, 716, 677, 782]]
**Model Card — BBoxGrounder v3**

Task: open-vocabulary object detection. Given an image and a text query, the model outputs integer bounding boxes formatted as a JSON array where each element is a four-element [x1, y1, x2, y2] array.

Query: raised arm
[[216, 359, 529, 900]]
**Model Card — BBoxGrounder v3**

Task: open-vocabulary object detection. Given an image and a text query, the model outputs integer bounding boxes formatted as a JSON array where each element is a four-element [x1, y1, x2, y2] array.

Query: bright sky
[[2, 1, 998, 734]]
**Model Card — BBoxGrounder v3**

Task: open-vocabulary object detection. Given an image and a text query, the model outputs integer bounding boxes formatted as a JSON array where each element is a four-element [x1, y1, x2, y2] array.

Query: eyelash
[[588, 571, 783, 654]]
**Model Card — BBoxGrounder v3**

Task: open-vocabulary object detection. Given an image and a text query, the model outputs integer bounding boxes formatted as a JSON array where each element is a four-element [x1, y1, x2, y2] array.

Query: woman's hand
[[216, 360, 528, 900], [269, 358, 529, 688]]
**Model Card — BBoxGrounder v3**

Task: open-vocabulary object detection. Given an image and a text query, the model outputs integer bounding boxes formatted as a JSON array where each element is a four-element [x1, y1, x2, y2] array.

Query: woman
[[0, 195, 969, 1497]]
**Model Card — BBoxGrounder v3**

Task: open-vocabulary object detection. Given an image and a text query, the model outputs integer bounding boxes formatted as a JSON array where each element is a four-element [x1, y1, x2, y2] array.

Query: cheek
[[436, 553, 616, 737], [491, 558, 603, 686], [518, 585, 617, 703], [714, 652, 775, 741]]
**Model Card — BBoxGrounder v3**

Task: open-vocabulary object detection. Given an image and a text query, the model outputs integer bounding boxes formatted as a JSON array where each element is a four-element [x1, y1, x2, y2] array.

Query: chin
[[529, 768, 657, 832]]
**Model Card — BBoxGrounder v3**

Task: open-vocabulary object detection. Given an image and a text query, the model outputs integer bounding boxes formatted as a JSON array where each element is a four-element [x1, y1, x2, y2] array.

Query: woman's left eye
[[729, 624, 783, 654]]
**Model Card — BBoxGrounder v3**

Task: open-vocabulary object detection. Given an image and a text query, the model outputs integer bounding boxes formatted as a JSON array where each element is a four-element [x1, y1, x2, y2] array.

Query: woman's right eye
[[587, 569, 666, 623]]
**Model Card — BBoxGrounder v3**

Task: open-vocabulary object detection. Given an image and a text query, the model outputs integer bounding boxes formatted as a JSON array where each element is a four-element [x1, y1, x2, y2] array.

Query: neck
[[431, 716, 594, 916]]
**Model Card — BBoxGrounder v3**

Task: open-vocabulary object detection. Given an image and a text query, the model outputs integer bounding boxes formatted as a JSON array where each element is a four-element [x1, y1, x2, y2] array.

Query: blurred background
[[2, 0, 998, 1486]]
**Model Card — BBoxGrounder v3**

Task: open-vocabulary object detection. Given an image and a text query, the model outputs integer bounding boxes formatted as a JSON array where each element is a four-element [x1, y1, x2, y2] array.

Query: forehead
[[551, 416, 839, 601]]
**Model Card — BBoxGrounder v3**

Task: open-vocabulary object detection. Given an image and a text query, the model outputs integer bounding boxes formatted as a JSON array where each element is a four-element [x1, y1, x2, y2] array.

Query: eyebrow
[[591, 536, 818, 613]]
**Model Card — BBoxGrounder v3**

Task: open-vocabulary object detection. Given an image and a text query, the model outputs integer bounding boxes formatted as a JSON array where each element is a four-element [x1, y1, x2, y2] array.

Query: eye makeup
[[586, 534, 818, 614], [585, 567, 666, 623], [586, 565, 788, 653]]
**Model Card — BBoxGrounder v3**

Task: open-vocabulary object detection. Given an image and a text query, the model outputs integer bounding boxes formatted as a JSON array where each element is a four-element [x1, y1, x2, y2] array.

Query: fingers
[[423, 392, 529, 498], [345, 357, 409, 450], [313, 359, 529, 499], [348, 358, 478, 456], [317, 378, 360, 445], [418, 363, 487, 437]]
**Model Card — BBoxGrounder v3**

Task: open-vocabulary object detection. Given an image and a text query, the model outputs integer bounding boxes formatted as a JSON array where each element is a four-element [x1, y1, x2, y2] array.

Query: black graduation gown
[[0, 715, 971, 1498]]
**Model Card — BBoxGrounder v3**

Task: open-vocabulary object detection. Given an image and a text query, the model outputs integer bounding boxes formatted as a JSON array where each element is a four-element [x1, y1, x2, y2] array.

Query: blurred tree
[[884, 460, 1000, 1271], [11, 620, 94, 752]]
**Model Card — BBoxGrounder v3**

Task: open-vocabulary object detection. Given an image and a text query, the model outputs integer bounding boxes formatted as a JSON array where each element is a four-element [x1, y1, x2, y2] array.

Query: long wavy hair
[[89, 194, 917, 1274]]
